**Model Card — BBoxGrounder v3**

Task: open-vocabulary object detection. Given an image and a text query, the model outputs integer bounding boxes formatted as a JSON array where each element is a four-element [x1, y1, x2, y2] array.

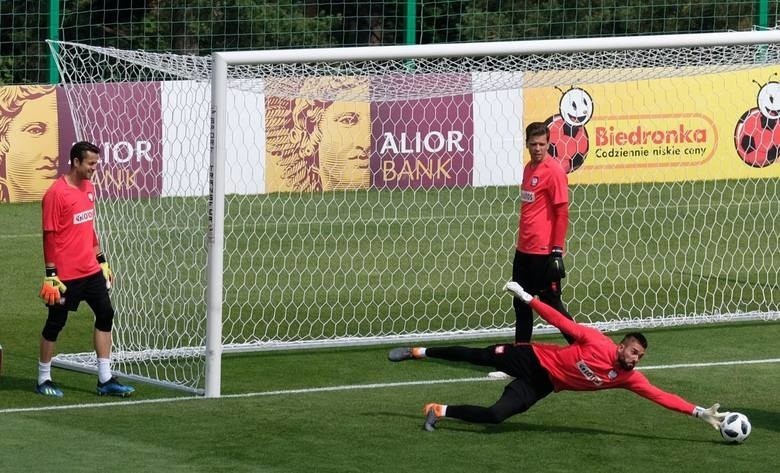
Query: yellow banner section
[[524, 66, 780, 184]]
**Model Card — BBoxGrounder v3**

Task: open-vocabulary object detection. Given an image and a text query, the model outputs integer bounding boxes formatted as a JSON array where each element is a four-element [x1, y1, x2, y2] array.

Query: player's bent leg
[[41, 306, 68, 342], [444, 382, 537, 426]]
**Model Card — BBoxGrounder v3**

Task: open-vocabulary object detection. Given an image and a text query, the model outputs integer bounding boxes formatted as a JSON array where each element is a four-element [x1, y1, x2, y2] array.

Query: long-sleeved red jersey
[[529, 298, 696, 415]]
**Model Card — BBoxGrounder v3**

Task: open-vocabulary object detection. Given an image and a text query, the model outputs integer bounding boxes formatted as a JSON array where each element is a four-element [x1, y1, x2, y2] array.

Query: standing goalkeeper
[[388, 281, 729, 434], [512, 121, 573, 344], [36, 141, 134, 398]]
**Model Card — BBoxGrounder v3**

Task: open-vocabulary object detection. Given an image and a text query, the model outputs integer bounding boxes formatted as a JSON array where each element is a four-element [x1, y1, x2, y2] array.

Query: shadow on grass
[[0, 374, 100, 398], [724, 406, 780, 433], [375, 411, 723, 445]]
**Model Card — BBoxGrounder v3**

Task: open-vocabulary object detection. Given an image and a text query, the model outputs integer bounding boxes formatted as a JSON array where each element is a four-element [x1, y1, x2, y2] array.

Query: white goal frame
[[46, 31, 780, 398], [206, 30, 780, 396]]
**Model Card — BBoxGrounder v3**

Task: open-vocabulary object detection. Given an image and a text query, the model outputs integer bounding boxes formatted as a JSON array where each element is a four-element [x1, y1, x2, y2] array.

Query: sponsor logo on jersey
[[73, 209, 95, 224], [575, 360, 603, 386], [520, 190, 535, 202], [494, 345, 505, 355]]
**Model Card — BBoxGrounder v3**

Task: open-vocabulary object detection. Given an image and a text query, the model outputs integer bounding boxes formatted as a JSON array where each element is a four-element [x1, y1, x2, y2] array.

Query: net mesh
[[49, 37, 780, 393]]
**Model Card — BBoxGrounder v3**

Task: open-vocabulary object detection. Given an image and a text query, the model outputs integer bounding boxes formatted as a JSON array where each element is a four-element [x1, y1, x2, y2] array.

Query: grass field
[[1, 180, 778, 472]]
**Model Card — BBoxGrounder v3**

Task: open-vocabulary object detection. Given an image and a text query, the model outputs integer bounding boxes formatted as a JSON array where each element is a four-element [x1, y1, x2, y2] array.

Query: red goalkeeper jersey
[[529, 299, 696, 415], [41, 176, 100, 281], [516, 157, 569, 255]]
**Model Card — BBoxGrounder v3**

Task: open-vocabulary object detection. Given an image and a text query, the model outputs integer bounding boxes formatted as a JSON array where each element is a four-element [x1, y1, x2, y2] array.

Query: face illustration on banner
[[317, 99, 371, 189], [266, 77, 371, 192], [0, 85, 59, 202]]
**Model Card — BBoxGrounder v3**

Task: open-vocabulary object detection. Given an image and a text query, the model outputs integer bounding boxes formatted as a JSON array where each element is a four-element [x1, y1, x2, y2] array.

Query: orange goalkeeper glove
[[40, 267, 67, 305]]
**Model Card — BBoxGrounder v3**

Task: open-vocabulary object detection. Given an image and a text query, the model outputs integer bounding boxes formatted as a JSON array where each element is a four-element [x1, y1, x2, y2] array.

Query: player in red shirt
[[388, 281, 729, 434], [36, 141, 134, 398], [512, 122, 573, 344]]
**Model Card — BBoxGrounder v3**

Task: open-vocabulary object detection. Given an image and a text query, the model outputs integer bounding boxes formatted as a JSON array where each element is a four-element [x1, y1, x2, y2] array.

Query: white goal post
[[49, 31, 780, 397]]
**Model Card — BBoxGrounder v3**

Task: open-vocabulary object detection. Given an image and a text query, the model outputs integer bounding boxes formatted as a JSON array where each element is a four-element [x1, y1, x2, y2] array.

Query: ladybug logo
[[544, 87, 593, 174], [734, 77, 780, 168]]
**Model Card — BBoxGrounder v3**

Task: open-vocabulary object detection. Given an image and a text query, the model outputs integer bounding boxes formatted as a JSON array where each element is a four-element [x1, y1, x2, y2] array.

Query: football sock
[[38, 361, 52, 385], [97, 358, 112, 383]]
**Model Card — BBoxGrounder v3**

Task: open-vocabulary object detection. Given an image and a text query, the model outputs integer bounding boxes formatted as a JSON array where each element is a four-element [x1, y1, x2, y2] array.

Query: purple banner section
[[59, 83, 163, 199], [371, 85, 474, 189]]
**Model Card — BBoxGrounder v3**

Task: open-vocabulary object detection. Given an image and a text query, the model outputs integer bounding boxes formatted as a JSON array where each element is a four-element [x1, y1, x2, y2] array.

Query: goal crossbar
[[45, 30, 780, 398]]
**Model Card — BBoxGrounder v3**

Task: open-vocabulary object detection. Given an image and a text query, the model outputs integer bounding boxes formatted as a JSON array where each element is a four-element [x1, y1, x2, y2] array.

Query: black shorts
[[57, 270, 111, 313], [512, 250, 557, 294], [490, 343, 555, 419]]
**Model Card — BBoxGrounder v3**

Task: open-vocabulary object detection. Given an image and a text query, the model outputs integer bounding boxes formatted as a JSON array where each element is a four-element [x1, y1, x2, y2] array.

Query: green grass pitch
[[0, 180, 778, 472]]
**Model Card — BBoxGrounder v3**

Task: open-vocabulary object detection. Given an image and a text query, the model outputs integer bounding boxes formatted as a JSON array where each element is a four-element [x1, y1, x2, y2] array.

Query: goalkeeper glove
[[504, 281, 533, 303], [40, 267, 67, 305], [693, 403, 730, 430], [97, 252, 113, 289], [547, 247, 566, 280]]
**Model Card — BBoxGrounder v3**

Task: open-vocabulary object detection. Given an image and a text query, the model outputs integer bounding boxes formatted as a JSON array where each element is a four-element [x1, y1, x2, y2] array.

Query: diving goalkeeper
[[388, 281, 729, 433]]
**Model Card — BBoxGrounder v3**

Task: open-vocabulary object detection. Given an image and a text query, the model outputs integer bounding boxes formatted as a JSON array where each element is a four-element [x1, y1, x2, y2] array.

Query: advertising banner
[[523, 65, 780, 184]]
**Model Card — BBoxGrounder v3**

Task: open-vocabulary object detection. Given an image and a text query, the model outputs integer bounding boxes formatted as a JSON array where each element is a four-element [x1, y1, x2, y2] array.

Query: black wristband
[[45, 267, 57, 277], [96, 252, 107, 264]]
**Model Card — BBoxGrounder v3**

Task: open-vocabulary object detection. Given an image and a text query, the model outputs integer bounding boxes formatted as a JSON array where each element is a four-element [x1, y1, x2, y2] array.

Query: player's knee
[[42, 319, 66, 342], [94, 306, 115, 332]]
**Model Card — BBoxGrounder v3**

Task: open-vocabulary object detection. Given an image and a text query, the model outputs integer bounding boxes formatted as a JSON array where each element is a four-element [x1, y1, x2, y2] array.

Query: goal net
[[49, 32, 780, 395]]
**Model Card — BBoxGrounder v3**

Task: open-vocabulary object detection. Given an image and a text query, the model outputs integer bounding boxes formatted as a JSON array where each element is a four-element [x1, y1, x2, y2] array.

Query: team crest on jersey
[[531, 176, 539, 187], [494, 345, 506, 355], [87, 192, 94, 202], [608, 370, 618, 380]]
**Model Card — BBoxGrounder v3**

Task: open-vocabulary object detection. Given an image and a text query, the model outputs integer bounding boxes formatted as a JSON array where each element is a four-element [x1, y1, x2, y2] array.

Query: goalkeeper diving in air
[[388, 281, 729, 433]]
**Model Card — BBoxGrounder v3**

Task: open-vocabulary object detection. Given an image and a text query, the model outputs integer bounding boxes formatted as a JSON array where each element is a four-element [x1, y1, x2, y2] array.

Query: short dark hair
[[525, 122, 550, 141], [70, 141, 100, 165], [621, 331, 648, 349]]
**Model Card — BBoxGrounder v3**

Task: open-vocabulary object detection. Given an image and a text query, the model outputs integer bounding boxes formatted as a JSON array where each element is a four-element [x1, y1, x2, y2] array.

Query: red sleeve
[[529, 298, 603, 342], [43, 231, 56, 266], [41, 190, 58, 265], [551, 202, 568, 250], [622, 371, 697, 415]]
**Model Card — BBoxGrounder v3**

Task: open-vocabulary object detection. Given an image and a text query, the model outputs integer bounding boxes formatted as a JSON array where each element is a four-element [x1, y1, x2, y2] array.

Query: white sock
[[38, 361, 52, 385], [440, 405, 448, 416], [97, 358, 112, 383], [417, 347, 427, 357]]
